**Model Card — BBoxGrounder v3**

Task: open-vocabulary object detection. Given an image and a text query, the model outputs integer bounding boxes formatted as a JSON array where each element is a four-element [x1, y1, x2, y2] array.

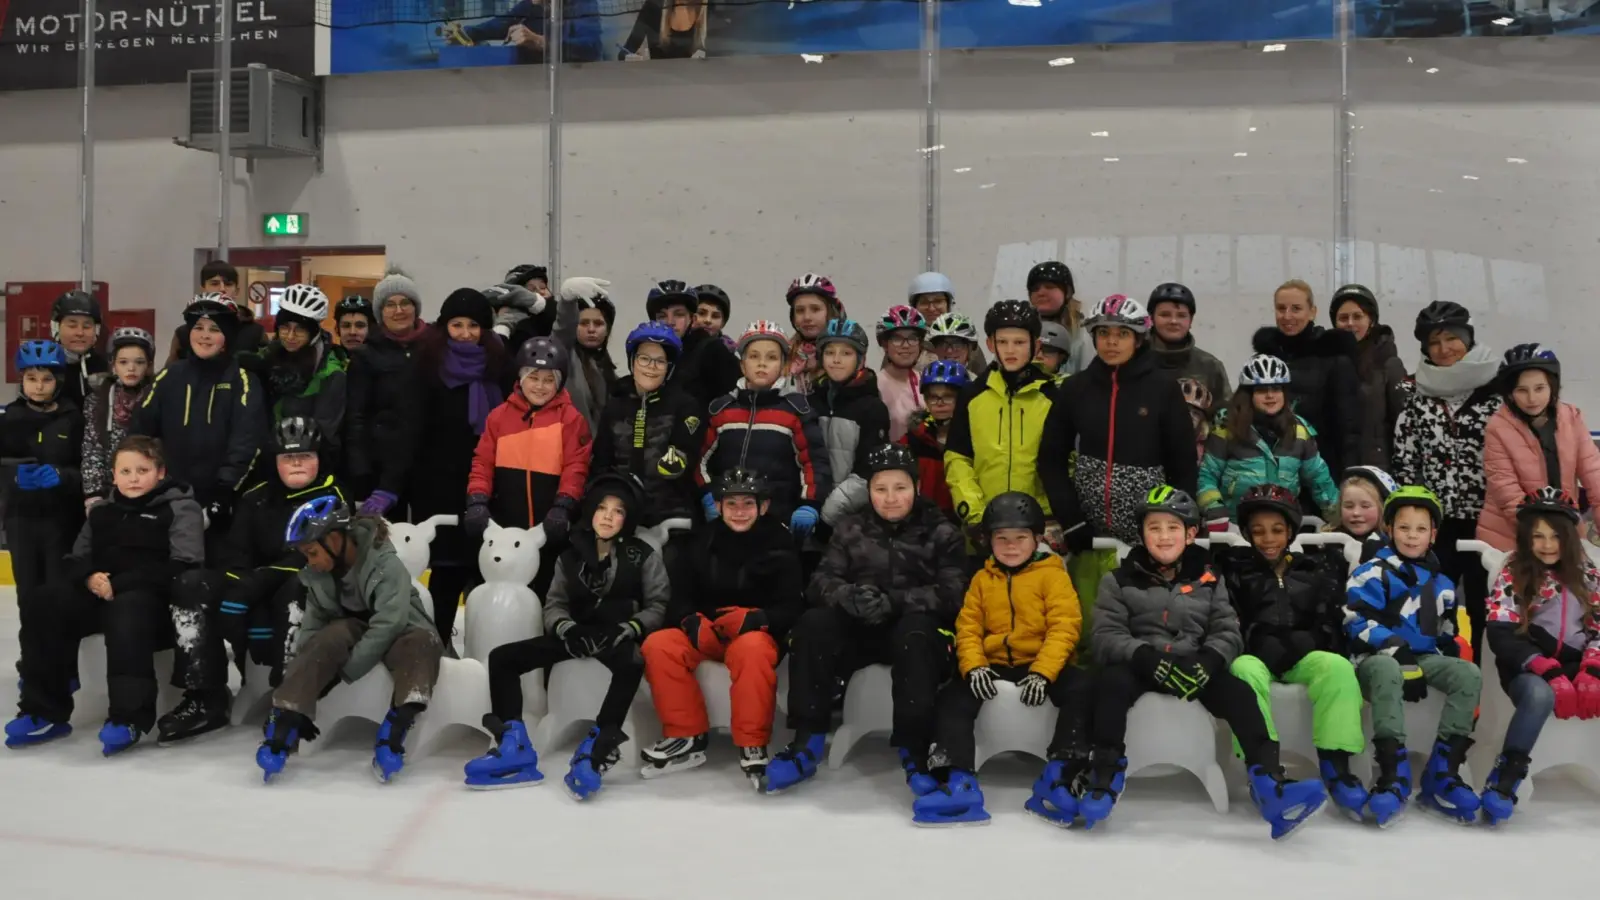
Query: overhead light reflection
[[1462, 175, 1480, 181], [1103, 157, 1120, 163], [1425, 67, 1440, 74], [1262, 44, 1287, 52], [1048, 57, 1075, 67], [1091, 131, 1109, 137], [800, 54, 824, 64], [953, 167, 972, 173], [1492, 16, 1515, 25], [1505, 157, 1528, 164], [1233, 152, 1248, 157]]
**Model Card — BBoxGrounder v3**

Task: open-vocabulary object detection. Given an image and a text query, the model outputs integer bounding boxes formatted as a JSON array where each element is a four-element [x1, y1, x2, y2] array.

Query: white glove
[[560, 276, 611, 302], [1018, 673, 1050, 707], [968, 667, 998, 701]]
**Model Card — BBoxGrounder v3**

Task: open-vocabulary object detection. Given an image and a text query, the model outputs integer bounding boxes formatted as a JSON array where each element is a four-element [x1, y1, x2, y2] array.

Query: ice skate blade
[[156, 723, 231, 749], [638, 752, 707, 780], [372, 761, 403, 784], [464, 774, 545, 791], [1269, 795, 1327, 841], [564, 781, 598, 802], [912, 812, 991, 828], [1417, 797, 1477, 826], [1023, 796, 1077, 829]]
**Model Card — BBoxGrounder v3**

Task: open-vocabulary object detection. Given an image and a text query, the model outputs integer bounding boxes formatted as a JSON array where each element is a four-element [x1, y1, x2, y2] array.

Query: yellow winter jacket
[[943, 367, 1054, 525], [955, 553, 1082, 680]]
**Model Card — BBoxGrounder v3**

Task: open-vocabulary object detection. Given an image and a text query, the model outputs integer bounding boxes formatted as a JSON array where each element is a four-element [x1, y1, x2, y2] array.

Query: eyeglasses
[[380, 299, 414, 311], [634, 356, 669, 371], [886, 334, 922, 348], [925, 393, 957, 405]]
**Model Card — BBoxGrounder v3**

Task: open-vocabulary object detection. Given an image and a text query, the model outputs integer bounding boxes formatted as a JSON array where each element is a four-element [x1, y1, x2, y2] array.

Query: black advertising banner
[[0, 0, 314, 91]]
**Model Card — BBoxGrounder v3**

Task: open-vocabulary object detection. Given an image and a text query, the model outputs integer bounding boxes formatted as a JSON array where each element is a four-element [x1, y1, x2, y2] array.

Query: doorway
[[200, 246, 386, 331]]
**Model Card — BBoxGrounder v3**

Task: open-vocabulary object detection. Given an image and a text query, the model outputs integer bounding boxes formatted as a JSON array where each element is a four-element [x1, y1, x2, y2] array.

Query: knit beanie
[[374, 268, 423, 314], [1328, 284, 1379, 327], [438, 288, 494, 332]]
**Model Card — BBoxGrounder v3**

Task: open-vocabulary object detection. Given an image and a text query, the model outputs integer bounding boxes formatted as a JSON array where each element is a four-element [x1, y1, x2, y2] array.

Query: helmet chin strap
[[320, 533, 352, 578]]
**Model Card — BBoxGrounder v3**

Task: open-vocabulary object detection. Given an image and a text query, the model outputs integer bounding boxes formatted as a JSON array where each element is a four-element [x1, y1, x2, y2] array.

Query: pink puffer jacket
[[1477, 402, 1600, 550]]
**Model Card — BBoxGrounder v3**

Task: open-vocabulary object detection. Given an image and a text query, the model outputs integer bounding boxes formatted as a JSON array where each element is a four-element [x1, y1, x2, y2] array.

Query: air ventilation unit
[[178, 63, 319, 159]]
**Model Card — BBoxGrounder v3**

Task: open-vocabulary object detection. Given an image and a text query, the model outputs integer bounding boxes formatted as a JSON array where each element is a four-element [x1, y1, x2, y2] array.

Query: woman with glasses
[[343, 269, 428, 517]]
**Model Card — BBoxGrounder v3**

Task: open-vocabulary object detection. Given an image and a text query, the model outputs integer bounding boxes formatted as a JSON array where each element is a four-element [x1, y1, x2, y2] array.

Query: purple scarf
[[439, 340, 503, 434]]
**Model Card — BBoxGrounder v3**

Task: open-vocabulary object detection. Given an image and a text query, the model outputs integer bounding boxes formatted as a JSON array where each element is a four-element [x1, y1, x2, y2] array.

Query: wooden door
[[313, 276, 379, 335]]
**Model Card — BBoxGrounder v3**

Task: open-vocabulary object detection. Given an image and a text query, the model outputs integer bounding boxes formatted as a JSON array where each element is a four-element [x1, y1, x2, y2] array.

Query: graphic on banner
[[0, 0, 314, 91]]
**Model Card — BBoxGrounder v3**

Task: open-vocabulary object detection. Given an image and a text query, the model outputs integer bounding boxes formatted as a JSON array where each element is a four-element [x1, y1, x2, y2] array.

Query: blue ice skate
[[372, 707, 417, 784], [464, 717, 544, 789], [1077, 752, 1126, 830], [1417, 737, 1480, 825], [912, 770, 990, 827], [897, 747, 939, 797], [1479, 751, 1529, 827], [563, 726, 624, 802], [256, 708, 305, 783], [97, 720, 142, 756], [4, 715, 70, 749], [763, 732, 825, 794], [1024, 759, 1081, 828], [1248, 765, 1327, 840], [1364, 738, 1411, 827], [1319, 757, 1370, 822]]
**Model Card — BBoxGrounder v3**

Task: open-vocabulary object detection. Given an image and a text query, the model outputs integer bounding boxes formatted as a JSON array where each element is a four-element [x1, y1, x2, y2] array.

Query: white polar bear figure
[[636, 517, 693, 553], [388, 514, 459, 582], [462, 521, 548, 705]]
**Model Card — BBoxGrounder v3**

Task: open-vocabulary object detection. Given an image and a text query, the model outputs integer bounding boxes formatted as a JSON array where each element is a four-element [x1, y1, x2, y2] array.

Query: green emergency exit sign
[[263, 213, 308, 236]]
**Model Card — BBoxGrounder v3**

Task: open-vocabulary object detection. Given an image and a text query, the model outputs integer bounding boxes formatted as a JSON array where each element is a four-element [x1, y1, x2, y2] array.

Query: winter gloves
[[1017, 673, 1050, 707], [1576, 667, 1600, 720], [463, 493, 492, 537], [711, 607, 767, 641], [967, 668, 1053, 705], [14, 463, 61, 491], [542, 495, 577, 545], [789, 506, 818, 539], [555, 620, 610, 658], [839, 584, 891, 625], [1529, 655, 1577, 719], [1136, 646, 1219, 701], [680, 613, 717, 651], [482, 284, 546, 339], [360, 490, 398, 517], [560, 277, 610, 303], [968, 666, 998, 701]]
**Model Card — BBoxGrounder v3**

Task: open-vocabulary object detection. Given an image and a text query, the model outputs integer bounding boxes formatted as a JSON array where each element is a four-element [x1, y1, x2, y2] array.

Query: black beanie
[[579, 470, 643, 538], [1328, 284, 1379, 327], [437, 288, 494, 331]]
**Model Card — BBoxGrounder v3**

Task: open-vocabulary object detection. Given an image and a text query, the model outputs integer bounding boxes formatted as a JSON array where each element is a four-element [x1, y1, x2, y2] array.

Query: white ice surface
[[0, 587, 1595, 900]]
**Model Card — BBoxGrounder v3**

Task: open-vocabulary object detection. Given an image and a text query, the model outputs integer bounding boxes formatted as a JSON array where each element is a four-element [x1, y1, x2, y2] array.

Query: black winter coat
[[342, 331, 424, 499], [1216, 546, 1345, 675], [808, 499, 967, 625], [669, 328, 741, 409], [812, 370, 891, 526], [1351, 325, 1410, 470], [59, 351, 108, 411], [541, 534, 671, 634], [133, 352, 268, 507], [1040, 346, 1198, 545], [0, 398, 84, 527], [591, 376, 706, 527], [65, 479, 204, 595], [239, 336, 348, 469], [667, 516, 806, 637], [1252, 325, 1360, 478], [216, 473, 348, 573]]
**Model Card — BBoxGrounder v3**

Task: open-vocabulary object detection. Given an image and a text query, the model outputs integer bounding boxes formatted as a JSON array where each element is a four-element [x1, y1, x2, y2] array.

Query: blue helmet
[[15, 339, 68, 373], [920, 359, 971, 393], [284, 495, 352, 547], [625, 322, 682, 361], [817, 318, 870, 358]]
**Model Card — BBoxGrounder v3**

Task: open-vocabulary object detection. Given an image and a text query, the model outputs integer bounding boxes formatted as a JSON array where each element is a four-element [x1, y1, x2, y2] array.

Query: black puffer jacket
[[65, 478, 204, 595], [342, 331, 423, 499], [1351, 325, 1410, 469], [591, 376, 706, 526], [1040, 345, 1198, 545], [669, 328, 741, 408], [1215, 546, 1345, 675], [0, 398, 84, 525], [667, 516, 806, 638], [59, 351, 109, 411], [1252, 325, 1360, 478], [133, 352, 268, 507], [216, 473, 348, 574], [812, 369, 891, 526], [808, 498, 968, 624]]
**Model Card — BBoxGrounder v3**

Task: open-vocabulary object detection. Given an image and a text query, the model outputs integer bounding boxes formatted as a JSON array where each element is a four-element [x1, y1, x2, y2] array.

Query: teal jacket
[[296, 516, 434, 682], [1197, 413, 1338, 520]]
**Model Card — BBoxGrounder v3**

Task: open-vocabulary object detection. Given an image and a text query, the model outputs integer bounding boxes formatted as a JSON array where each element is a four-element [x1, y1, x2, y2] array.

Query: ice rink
[[0, 588, 1595, 899]]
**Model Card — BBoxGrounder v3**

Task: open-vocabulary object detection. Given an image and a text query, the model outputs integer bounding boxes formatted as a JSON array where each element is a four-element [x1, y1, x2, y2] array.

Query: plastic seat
[[827, 663, 893, 769], [635, 518, 693, 553], [1473, 635, 1600, 805], [532, 658, 647, 773], [461, 521, 549, 717], [73, 634, 182, 724], [1127, 693, 1231, 813], [1266, 682, 1320, 768], [971, 680, 1056, 769], [299, 657, 490, 760]]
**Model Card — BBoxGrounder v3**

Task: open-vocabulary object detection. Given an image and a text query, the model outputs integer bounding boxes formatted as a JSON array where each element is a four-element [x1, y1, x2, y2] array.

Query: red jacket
[[902, 410, 954, 517], [469, 388, 592, 529]]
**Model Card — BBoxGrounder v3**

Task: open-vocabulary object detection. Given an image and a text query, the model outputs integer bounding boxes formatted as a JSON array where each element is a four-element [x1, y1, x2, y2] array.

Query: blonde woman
[[619, 0, 707, 59], [1250, 279, 1360, 479], [1025, 262, 1092, 373]]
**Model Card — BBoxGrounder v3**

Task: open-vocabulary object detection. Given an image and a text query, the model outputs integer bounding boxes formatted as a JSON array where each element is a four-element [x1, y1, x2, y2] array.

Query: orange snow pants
[[642, 615, 779, 747]]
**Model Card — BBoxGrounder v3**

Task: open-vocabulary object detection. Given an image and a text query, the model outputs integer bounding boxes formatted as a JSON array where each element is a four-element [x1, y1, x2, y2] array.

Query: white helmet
[[1083, 294, 1150, 335], [908, 271, 955, 302], [280, 284, 330, 322], [927, 312, 977, 344], [1239, 353, 1292, 387]]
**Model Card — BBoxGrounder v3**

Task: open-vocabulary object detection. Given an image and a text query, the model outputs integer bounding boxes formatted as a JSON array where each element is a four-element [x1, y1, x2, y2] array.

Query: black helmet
[[693, 284, 731, 319], [1236, 484, 1303, 534], [712, 467, 769, 501], [504, 264, 548, 287], [1517, 486, 1580, 525], [1413, 300, 1474, 348], [273, 416, 322, 455], [864, 443, 918, 480], [983, 299, 1042, 339], [1138, 485, 1200, 528], [335, 295, 375, 323], [1148, 282, 1195, 315], [1331, 283, 1377, 307], [646, 280, 698, 320], [1500, 343, 1560, 383], [52, 289, 102, 324], [1026, 261, 1074, 294], [515, 336, 569, 384], [982, 491, 1046, 535]]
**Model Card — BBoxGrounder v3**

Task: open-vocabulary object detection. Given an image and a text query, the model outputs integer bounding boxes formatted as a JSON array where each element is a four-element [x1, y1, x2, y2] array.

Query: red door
[[5, 281, 109, 382]]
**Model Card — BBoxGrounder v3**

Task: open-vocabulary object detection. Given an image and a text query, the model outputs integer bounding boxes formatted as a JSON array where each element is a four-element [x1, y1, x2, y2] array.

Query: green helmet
[[1383, 485, 1442, 525], [1138, 485, 1200, 528]]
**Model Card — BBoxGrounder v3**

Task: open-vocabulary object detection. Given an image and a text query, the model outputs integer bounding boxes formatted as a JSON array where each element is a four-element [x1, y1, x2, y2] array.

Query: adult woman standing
[[1328, 284, 1409, 469], [1251, 280, 1360, 480], [409, 289, 514, 641], [1477, 344, 1600, 552], [1025, 262, 1092, 374], [345, 272, 429, 516], [1392, 301, 1502, 659]]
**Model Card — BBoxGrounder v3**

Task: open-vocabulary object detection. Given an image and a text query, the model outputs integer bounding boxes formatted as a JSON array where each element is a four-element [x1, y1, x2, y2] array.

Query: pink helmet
[[875, 304, 927, 343], [786, 273, 838, 304], [1084, 294, 1151, 334]]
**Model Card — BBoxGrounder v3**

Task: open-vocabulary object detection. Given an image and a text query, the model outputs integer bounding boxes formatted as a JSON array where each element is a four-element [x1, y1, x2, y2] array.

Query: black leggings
[[932, 665, 1093, 771], [487, 635, 643, 727], [1092, 661, 1274, 766]]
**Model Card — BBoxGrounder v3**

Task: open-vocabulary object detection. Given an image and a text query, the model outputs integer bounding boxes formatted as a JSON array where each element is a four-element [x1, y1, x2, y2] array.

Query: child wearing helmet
[[334, 296, 375, 349], [1197, 354, 1339, 528], [908, 271, 954, 322], [465, 472, 670, 798], [812, 319, 891, 528], [1326, 465, 1397, 565], [647, 279, 739, 407], [769, 444, 967, 798], [1212, 484, 1367, 821], [49, 289, 109, 410], [915, 491, 1088, 827], [466, 335, 594, 599], [1147, 282, 1231, 405], [1480, 488, 1600, 824], [1024, 261, 1092, 373], [640, 468, 805, 787], [257, 497, 443, 783], [6, 436, 205, 754], [240, 284, 349, 470], [945, 299, 1056, 544], [591, 323, 707, 534], [924, 311, 988, 380], [1086, 486, 1328, 838], [697, 321, 832, 544], [876, 305, 927, 443], [785, 273, 844, 396], [902, 359, 971, 521], [161, 417, 349, 746], [81, 327, 156, 504], [1479, 343, 1600, 553], [1034, 321, 1073, 380], [1341, 485, 1482, 825], [3, 339, 86, 633]]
